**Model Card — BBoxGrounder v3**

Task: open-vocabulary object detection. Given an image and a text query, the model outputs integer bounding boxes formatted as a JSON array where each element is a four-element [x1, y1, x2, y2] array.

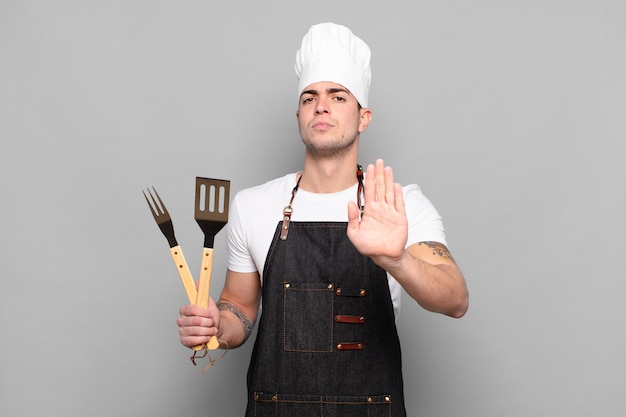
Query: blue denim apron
[[245, 217, 407, 416]]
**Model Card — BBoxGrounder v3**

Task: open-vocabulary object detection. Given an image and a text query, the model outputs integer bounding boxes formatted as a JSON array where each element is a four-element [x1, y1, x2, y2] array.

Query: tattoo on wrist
[[419, 241, 455, 262], [217, 301, 254, 341]]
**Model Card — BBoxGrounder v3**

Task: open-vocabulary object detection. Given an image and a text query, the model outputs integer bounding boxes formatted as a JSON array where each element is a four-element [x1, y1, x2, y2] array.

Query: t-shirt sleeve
[[226, 192, 259, 274], [404, 184, 447, 247]]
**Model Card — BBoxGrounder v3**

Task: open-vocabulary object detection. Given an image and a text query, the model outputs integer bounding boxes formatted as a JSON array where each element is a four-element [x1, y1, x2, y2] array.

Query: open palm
[[347, 160, 408, 263]]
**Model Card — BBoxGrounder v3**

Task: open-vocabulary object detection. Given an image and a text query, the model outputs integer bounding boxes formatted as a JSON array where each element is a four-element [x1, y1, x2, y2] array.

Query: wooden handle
[[196, 248, 213, 308], [169, 245, 196, 304], [193, 247, 219, 351]]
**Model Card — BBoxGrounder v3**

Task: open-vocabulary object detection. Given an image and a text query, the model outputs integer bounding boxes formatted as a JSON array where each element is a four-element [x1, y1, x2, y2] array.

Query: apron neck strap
[[280, 165, 364, 241]]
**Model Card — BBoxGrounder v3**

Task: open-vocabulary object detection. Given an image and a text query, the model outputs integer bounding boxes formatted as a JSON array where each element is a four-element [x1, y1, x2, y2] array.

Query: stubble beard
[[300, 130, 359, 159]]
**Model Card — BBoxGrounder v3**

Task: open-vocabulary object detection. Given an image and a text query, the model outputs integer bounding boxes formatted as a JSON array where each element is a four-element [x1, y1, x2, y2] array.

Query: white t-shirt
[[226, 173, 446, 317]]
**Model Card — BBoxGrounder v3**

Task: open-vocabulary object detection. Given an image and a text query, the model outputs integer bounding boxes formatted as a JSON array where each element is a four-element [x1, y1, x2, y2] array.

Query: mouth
[[311, 121, 334, 131]]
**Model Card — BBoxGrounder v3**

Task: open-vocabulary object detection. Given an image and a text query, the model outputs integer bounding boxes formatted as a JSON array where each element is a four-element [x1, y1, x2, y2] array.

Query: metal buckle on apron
[[280, 205, 293, 241], [280, 173, 302, 241]]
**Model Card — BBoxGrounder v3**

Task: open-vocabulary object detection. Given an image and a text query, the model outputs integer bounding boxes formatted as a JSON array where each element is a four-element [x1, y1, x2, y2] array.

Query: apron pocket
[[283, 282, 334, 352], [254, 392, 393, 417]]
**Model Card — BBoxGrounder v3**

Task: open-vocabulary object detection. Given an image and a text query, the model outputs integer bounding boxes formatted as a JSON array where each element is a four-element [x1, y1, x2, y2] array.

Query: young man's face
[[296, 81, 371, 157]]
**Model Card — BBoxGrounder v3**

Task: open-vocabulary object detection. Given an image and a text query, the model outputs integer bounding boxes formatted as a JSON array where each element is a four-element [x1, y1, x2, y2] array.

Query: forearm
[[375, 248, 469, 318], [213, 270, 261, 348], [216, 300, 255, 349]]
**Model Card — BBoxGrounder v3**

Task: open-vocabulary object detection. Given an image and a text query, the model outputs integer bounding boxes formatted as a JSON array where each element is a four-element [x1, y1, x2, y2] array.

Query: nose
[[315, 97, 329, 114]]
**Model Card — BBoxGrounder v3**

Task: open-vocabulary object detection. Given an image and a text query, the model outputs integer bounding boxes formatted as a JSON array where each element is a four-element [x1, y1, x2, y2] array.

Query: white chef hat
[[295, 22, 371, 108]]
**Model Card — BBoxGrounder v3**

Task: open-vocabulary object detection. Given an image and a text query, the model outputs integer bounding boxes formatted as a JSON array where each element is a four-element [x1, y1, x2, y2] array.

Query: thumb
[[347, 201, 361, 230]]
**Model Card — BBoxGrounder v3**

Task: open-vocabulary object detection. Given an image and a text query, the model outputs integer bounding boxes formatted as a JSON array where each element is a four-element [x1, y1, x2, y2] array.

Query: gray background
[[1, 1, 624, 416]]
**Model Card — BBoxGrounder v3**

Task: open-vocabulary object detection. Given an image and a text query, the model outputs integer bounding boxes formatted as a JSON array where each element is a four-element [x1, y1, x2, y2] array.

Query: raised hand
[[347, 159, 408, 265]]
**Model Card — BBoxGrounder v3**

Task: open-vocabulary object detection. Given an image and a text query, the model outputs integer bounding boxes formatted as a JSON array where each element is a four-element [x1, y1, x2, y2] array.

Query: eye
[[302, 96, 315, 104], [333, 95, 346, 102]]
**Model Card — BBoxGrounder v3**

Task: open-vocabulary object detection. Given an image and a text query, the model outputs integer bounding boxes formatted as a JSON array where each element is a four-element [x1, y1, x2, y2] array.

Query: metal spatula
[[194, 177, 230, 351]]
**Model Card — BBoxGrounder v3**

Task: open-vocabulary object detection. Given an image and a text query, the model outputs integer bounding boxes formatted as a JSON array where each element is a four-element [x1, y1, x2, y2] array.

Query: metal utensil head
[[195, 177, 230, 248], [143, 187, 178, 248]]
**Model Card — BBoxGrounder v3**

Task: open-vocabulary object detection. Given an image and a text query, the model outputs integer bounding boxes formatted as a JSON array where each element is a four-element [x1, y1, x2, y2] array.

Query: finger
[[179, 304, 195, 317], [347, 201, 361, 224], [179, 321, 216, 336], [178, 314, 207, 329], [179, 304, 210, 318], [394, 182, 406, 214], [384, 166, 395, 204], [375, 159, 385, 201], [181, 335, 212, 349], [364, 163, 375, 204]]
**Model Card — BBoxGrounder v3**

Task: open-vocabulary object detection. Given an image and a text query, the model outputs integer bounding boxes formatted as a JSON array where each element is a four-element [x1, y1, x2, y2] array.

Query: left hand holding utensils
[[143, 177, 230, 373]]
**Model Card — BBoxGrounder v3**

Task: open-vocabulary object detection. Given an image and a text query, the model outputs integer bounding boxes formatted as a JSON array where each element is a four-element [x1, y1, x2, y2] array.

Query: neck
[[299, 153, 359, 193]]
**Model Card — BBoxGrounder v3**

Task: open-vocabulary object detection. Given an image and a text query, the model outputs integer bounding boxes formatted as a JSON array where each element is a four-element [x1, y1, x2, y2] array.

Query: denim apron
[[245, 176, 407, 416]]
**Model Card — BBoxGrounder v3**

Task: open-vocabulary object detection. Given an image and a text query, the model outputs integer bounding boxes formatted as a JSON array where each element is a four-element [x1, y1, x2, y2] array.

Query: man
[[178, 22, 469, 416]]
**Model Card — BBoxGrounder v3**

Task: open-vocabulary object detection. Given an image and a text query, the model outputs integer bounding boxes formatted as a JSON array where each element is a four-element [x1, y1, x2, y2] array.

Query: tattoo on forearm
[[217, 301, 254, 341], [419, 241, 455, 262]]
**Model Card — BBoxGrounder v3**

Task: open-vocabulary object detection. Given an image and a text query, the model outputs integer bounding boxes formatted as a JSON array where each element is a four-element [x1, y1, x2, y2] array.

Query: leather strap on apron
[[280, 165, 364, 241]]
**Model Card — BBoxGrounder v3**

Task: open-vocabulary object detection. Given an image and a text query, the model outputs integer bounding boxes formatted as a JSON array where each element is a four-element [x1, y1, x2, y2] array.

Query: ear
[[358, 108, 372, 133]]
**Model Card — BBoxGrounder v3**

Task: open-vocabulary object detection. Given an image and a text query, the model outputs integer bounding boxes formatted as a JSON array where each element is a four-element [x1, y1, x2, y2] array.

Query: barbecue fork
[[143, 187, 197, 304]]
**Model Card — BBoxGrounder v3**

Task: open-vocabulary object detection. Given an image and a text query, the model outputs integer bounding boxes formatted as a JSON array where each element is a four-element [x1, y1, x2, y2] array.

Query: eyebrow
[[300, 87, 350, 98]]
